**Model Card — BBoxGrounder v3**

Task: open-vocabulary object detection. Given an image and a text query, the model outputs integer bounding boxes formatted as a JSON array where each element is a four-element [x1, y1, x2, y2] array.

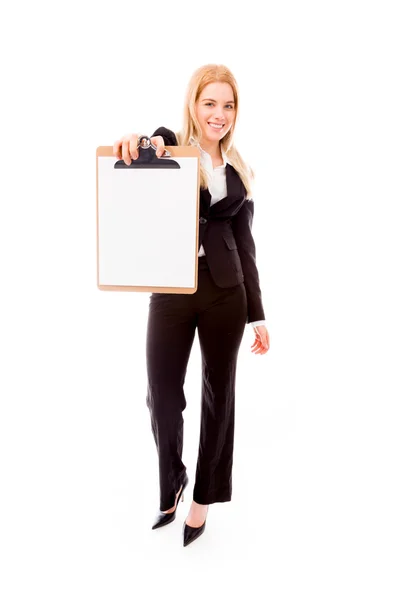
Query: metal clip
[[138, 135, 171, 157]]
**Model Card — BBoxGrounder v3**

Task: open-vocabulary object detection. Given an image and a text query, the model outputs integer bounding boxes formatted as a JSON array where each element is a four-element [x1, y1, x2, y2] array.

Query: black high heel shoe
[[151, 473, 189, 530], [183, 506, 208, 547]]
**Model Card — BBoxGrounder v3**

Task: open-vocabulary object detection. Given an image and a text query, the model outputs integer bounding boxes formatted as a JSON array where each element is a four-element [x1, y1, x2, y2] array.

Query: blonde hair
[[175, 64, 254, 198]]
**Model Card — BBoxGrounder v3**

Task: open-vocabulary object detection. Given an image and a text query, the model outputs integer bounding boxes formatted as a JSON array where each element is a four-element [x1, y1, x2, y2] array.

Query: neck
[[199, 139, 221, 159]]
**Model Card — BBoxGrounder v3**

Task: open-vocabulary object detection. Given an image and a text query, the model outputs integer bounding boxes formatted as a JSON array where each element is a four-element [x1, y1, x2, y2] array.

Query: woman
[[113, 64, 270, 547]]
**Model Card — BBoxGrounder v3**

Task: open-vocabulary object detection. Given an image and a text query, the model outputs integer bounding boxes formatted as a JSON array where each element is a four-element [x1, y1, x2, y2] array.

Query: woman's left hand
[[251, 325, 270, 355]]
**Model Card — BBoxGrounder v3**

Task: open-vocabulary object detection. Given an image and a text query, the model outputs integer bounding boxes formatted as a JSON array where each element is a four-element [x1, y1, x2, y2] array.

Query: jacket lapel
[[200, 164, 246, 218]]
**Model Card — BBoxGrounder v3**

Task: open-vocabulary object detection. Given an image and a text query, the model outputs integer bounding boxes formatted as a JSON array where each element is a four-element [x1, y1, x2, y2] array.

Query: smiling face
[[195, 81, 236, 146]]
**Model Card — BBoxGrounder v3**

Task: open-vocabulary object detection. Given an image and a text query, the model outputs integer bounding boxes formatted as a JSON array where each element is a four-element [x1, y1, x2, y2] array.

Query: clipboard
[[96, 136, 201, 294]]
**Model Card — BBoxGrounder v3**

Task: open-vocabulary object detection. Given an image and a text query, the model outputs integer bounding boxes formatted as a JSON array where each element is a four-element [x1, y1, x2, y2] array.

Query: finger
[[113, 139, 122, 159], [121, 138, 132, 165], [253, 339, 267, 354], [262, 338, 269, 350], [129, 135, 139, 160], [151, 135, 166, 157]]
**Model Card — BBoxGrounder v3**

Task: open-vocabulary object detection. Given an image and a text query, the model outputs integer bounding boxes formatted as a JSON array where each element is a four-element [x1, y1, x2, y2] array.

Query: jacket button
[[199, 217, 207, 224]]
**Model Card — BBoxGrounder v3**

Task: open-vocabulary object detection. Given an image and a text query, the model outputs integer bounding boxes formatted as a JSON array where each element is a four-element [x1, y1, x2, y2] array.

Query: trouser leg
[[145, 293, 196, 511], [193, 280, 248, 505]]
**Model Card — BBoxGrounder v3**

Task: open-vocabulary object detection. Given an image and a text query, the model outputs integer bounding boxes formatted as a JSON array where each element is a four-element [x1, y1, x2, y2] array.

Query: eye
[[204, 102, 234, 109]]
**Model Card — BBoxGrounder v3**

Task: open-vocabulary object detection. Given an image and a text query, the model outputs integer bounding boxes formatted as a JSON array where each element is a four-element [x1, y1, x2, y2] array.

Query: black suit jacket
[[152, 127, 265, 324]]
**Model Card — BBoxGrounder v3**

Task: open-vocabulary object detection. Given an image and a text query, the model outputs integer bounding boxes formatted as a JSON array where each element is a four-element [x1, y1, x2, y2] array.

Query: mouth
[[208, 122, 225, 131]]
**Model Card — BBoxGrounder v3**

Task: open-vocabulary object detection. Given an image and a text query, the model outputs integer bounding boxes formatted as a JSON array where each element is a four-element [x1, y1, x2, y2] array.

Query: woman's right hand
[[113, 133, 166, 165]]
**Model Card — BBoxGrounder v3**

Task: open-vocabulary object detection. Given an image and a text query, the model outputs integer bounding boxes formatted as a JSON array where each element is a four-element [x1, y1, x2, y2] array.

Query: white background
[[1, 1, 399, 598]]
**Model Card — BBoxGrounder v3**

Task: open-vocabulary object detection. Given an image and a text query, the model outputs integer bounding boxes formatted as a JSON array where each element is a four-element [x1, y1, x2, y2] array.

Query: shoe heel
[[151, 473, 188, 530], [181, 492, 184, 502]]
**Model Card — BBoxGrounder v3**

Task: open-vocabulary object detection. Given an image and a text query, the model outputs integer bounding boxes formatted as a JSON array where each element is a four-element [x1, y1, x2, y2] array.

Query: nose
[[213, 107, 225, 120]]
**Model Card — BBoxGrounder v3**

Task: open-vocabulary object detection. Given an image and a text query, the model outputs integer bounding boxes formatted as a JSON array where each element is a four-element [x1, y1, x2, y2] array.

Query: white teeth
[[208, 123, 224, 129]]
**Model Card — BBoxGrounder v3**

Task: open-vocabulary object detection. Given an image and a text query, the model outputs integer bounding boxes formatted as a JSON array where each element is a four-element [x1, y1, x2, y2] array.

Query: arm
[[231, 199, 266, 324], [151, 126, 178, 147]]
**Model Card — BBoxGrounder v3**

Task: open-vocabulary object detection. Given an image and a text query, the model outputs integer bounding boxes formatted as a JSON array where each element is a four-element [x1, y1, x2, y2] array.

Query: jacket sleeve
[[231, 199, 266, 324], [151, 126, 178, 146]]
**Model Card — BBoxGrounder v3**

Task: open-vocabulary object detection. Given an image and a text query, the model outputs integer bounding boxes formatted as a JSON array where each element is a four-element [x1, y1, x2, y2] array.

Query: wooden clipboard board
[[96, 141, 201, 294]]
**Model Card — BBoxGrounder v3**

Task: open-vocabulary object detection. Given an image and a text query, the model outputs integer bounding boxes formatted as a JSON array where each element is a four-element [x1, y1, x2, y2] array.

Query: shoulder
[[151, 127, 178, 146]]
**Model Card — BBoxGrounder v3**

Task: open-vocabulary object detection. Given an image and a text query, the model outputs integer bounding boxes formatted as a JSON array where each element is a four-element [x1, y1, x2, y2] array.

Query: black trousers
[[145, 255, 248, 511]]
